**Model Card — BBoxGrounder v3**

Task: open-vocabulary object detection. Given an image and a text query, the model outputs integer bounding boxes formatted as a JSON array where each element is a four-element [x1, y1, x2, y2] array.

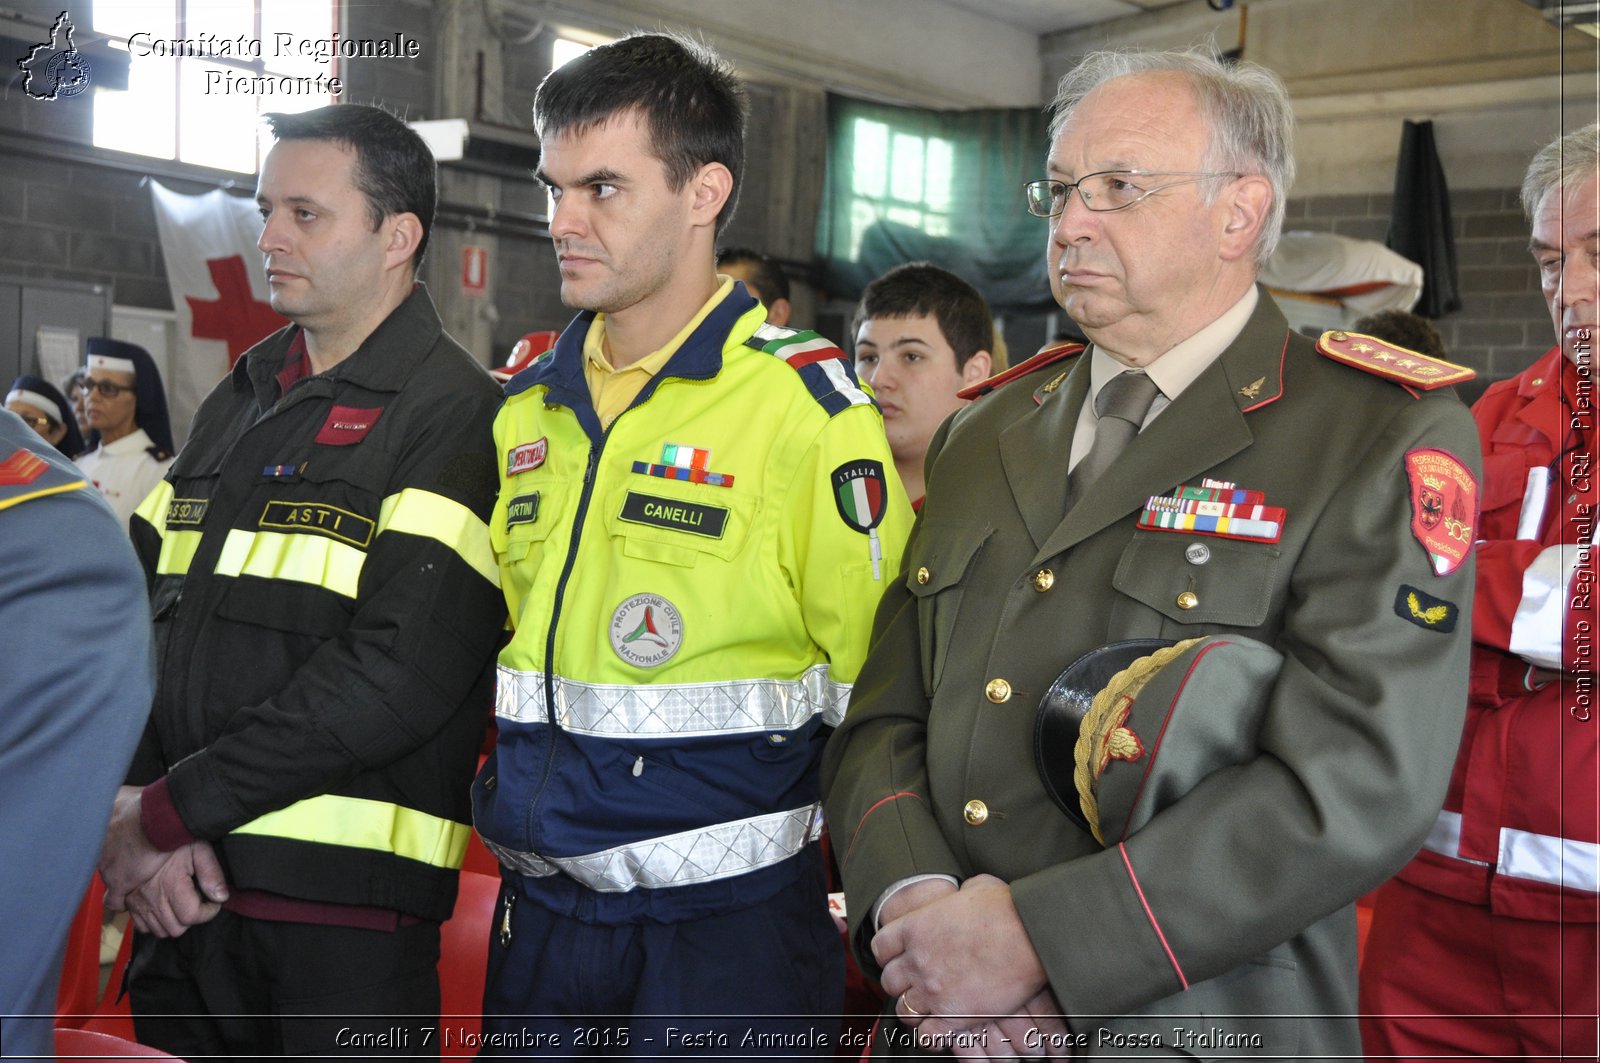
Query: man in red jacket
[[1361, 123, 1599, 1061]]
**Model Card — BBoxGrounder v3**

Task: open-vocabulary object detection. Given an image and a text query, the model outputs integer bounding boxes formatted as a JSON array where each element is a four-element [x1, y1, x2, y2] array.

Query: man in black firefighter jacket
[[98, 104, 505, 1058]]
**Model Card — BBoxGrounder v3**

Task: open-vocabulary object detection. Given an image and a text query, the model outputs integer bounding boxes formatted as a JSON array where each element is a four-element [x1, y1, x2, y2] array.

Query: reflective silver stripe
[[817, 354, 873, 410], [1501, 826, 1600, 893], [1420, 810, 1492, 867], [1509, 544, 1581, 670], [494, 664, 852, 735], [1421, 810, 1598, 891], [482, 804, 823, 892], [1515, 466, 1550, 541]]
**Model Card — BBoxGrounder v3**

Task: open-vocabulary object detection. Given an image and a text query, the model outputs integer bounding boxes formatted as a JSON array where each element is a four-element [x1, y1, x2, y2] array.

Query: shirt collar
[[96, 427, 153, 455], [1089, 286, 1259, 404], [583, 276, 736, 379]]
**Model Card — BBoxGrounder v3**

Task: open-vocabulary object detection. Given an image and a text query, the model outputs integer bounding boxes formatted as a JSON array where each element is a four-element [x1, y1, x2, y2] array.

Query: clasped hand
[[873, 874, 1070, 1057], [99, 786, 229, 938]]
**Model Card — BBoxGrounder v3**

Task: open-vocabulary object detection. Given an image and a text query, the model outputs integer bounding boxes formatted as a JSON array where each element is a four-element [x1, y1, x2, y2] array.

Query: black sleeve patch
[[1394, 584, 1458, 633]]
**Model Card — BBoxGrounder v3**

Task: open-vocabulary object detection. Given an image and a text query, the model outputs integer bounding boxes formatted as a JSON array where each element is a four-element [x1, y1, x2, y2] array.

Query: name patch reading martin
[[165, 498, 210, 527], [258, 500, 375, 547], [505, 492, 540, 529], [618, 491, 728, 538]]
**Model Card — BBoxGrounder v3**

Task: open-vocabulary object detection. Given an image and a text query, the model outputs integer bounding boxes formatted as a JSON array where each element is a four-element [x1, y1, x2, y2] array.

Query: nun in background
[[5, 375, 85, 458], [75, 338, 176, 531]]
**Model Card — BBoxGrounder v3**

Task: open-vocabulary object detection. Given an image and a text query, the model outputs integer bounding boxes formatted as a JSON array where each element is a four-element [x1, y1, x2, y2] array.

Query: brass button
[[916, 566, 931, 585], [1531, 377, 1544, 387], [1032, 568, 1055, 592], [963, 799, 989, 826], [1176, 590, 1199, 610], [1184, 542, 1210, 565], [985, 678, 1012, 703], [1329, 330, 1349, 342]]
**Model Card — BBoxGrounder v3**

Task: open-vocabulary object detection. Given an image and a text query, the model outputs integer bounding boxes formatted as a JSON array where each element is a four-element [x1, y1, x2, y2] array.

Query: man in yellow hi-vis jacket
[[471, 33, 913, 1055]]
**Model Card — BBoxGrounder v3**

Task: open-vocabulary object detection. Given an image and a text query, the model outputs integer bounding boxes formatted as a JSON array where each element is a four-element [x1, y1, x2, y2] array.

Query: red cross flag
[[150, 181, 288, 442]]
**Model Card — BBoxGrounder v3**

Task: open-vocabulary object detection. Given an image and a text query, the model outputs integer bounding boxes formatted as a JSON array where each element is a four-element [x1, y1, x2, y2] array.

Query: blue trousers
[[480, 862, 843, 1058]]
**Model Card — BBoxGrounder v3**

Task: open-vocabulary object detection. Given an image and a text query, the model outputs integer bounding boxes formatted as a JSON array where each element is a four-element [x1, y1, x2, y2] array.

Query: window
[[844, 118, 954, 261], [550, 36, 593, 71], [93, 0, 339, 175]]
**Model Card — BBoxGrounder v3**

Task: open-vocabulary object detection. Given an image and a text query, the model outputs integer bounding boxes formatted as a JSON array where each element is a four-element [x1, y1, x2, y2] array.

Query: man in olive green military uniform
[[822, 48, 1481, 1059]]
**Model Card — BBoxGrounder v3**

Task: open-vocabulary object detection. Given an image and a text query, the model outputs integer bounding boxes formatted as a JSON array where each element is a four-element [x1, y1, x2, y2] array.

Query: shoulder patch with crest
[[745, 323, 871, 417], [1317, 330, 1475, 391], [1405, 447, 1477, 577]]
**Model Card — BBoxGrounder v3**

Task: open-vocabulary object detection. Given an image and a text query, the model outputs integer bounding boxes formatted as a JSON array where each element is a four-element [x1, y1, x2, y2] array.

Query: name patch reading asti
[[258, 501, 375, 547], [618, 491, 728, 539]]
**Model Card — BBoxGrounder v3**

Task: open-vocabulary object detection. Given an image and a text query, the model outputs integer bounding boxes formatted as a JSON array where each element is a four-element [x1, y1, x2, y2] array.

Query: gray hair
[[1048, 48, 1296, 265], [1521, 123, 1600, 221]]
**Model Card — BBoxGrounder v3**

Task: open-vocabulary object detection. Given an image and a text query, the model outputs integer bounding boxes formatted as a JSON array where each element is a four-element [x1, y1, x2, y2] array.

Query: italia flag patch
[[831, 459, 888, 581]]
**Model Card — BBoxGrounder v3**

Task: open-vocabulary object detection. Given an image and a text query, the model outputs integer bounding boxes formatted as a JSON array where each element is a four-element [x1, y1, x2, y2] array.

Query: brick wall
[[1284, 189, 1550, 388], [0, 1, 805, 368]]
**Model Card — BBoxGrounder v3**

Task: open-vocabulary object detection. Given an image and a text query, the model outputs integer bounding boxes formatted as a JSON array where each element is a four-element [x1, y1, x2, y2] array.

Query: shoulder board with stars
[[744, 323, 873, 418], [1316, 330, 1475, 391], [957, 342, 1084, 400], [0, 447, 91, 514]]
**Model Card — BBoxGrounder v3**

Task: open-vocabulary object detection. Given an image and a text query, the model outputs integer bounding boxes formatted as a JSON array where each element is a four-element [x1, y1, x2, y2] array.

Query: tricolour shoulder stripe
[[745, 327, 874, 418]]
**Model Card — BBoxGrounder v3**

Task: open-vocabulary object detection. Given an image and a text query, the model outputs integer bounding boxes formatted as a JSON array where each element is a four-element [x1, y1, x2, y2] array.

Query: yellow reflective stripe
[[134, 479, 174, 534], [231, 793, 470, 869], [377, 488, 499, 588], [0, 478, 89, 513], [214, 528, 366, 598], [156, 530, 204, 576]]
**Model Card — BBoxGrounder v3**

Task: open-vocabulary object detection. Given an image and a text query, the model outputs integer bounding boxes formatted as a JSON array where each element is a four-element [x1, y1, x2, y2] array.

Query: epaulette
[[744, 323, 873, 418], [958, 341, 1085, 400], [1316, 330, 1474, 391], [0, 447, 89, 514], [147, 445, 173, 462]]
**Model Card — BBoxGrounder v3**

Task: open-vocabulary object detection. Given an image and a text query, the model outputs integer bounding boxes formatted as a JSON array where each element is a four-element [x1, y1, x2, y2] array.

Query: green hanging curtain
[[815, 95, 1053, 312]]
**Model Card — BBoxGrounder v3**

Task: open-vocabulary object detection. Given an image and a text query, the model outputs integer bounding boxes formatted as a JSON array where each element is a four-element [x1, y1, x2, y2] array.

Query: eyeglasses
[[1023, 170, 1242, 218], [75, 379, 136, 398], [12, 411, 56, 432]]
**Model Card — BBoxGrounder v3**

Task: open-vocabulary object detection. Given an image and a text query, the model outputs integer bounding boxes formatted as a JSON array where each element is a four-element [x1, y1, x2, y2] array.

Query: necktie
[[1066, 370, 1161, 509]]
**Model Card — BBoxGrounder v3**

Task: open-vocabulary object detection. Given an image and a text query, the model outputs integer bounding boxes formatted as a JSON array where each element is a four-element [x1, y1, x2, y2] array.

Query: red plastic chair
[[56, 876, 107, 1026], [80, 920, 135, 1039], [439, 871, 499, 1058], [55, 1026, 179, 1059]]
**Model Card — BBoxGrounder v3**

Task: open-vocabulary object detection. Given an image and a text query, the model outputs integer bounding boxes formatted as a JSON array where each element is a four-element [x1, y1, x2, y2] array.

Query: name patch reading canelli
[[618, 491, 728, 539]]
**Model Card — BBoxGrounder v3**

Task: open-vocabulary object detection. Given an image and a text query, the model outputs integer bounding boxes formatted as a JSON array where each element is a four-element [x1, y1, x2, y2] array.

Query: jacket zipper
[[523, 373, 713, 834]]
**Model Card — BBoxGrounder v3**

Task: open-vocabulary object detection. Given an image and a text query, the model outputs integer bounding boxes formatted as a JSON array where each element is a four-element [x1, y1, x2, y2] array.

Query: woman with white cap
[[74, 337, 176, 531], [5, 374, 85, 457]]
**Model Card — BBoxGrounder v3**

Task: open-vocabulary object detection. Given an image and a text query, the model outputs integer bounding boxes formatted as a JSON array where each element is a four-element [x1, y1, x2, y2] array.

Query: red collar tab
[[958, 342, 1085, 400], [315, 405, 384, 446], [1316, 330, 1474, 390]]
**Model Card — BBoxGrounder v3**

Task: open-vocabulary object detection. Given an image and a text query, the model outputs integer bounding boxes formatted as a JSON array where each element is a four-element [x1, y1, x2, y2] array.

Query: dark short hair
[[717, 246, 790, 304], [1350, 309, 1447, 360], [534, 33, 748, 235], [264, 104, 437, 271], [852, 263, 996, 371]]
